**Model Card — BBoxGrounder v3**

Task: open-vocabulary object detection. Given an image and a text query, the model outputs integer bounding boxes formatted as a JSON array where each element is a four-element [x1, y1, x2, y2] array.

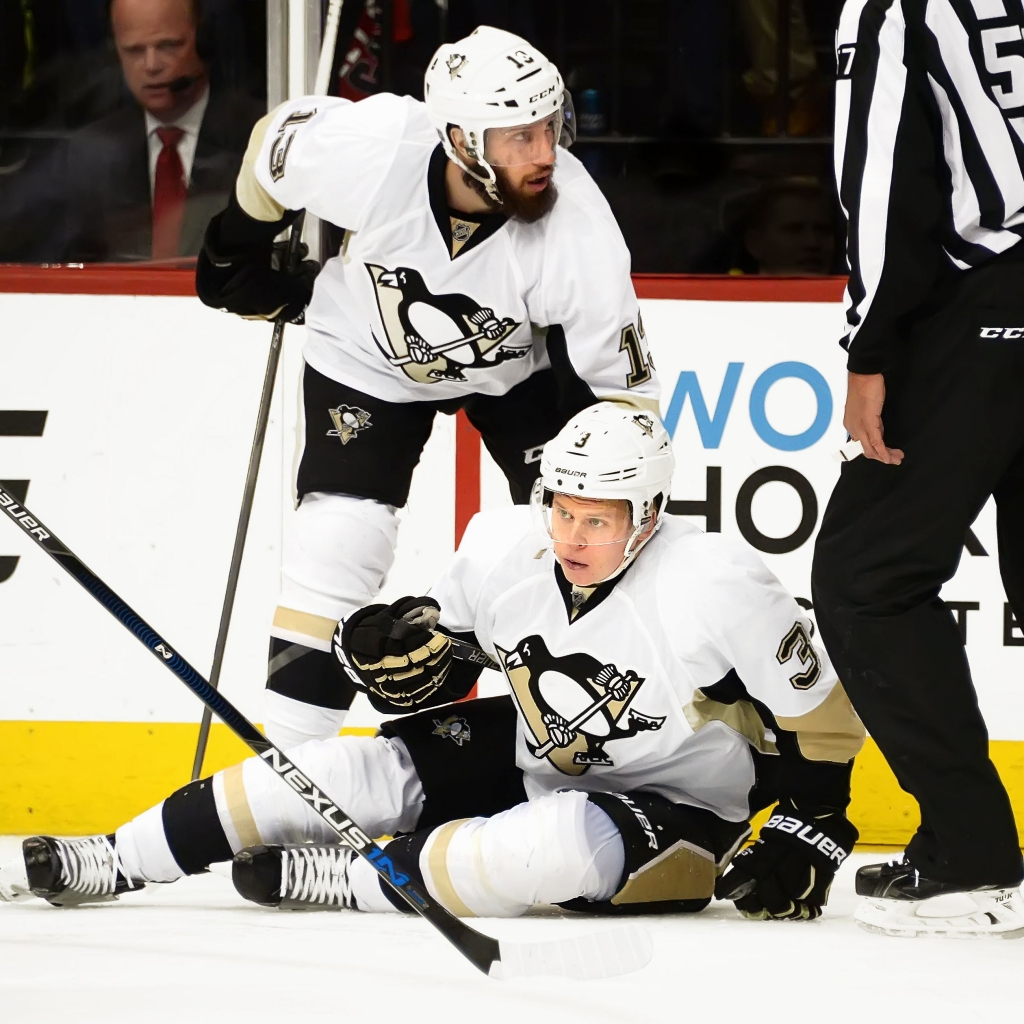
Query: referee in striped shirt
[[812, 0, 1024, 932]]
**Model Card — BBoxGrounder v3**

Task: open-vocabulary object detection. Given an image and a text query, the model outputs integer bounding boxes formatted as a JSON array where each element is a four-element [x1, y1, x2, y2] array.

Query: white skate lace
[[56, 836, 134, 896], [280, 846, 354, 907]]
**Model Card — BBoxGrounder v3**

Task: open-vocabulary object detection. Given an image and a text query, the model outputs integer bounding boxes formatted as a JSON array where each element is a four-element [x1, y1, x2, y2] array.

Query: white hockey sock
[[115, 803, 185, 884], [419, 792, 625, 917], [215, 735, 425, 850], [264, 492, 400, 748], [347, 852, 403, 913], [275, 492, 399, 638]]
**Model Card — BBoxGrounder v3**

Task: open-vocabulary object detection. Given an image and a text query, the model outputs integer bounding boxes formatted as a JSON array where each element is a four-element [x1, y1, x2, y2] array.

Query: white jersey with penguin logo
[[251, 94, 658, 406], [430, 506, 861, 821]]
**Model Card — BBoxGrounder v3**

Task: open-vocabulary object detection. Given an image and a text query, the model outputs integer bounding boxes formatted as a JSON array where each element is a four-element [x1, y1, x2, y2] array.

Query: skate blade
[[856, 916, 1024, 939], [855, 899, 1024, 939], [42, 891, 120, 908]]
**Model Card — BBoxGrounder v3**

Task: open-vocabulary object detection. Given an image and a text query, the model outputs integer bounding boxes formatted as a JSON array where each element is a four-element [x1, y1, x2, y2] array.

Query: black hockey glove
[[333, 597, 454, 713], [715, 800, 858, 921], [195, 194, 319, 324]]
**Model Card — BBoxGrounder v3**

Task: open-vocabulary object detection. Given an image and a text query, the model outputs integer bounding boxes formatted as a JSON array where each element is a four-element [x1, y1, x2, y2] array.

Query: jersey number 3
[[620, 319, 652, 388], [776, 622, 821, 690]]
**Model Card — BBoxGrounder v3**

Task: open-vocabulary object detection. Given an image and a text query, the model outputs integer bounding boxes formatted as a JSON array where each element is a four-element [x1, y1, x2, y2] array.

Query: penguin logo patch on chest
[[496, 635, 665, 776], [366, 264, 528, 385]]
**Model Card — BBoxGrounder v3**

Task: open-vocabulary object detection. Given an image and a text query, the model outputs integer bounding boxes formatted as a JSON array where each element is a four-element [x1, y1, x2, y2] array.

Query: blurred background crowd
[[0, 0, 845, 274]]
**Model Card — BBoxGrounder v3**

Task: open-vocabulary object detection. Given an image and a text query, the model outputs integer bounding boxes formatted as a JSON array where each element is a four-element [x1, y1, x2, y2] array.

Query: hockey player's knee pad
[[559, 792, 748, 916], [395, 792, 622, 917]]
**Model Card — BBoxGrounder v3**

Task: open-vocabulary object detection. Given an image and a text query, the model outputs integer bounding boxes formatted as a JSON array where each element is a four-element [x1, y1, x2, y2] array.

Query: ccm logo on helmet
[[763, 813, 850, 865], [529, 85, 557, 103]]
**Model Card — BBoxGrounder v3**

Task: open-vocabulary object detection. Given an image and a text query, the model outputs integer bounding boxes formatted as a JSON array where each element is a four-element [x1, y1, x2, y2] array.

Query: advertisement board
[[1, 281, 1021, 840]]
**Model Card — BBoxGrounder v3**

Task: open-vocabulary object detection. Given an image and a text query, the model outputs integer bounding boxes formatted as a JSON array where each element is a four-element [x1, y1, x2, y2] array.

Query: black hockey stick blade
[[0, 485, 652, 981]]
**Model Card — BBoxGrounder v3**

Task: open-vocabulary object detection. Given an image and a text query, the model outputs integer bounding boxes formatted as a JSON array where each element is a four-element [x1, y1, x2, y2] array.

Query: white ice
[[0, 838, 1019, 1024]]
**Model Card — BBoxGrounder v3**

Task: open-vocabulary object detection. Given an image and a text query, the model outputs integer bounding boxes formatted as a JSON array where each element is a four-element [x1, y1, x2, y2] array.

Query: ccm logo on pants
[[979, 327, 1024, 338]]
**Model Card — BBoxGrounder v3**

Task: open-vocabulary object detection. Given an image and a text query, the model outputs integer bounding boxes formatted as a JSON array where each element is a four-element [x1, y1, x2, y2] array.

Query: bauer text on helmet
[[533, 405, 675, 586], [424, 26, 575, 206]]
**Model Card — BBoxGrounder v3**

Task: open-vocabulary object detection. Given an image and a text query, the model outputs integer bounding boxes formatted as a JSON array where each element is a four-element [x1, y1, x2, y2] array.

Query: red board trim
[[631, 274, 847, 302], [0, 265, 197, 296], [0, 265, 848, 302]]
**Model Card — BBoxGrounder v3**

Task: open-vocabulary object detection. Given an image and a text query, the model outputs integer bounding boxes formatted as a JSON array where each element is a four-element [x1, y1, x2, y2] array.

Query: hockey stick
[[189, 220, 301, 781], [190, 0, 346, 781], [533, 691, 615, 759], [447, 634, 501, 672], [0, 485, 653, 981], [385, 320, 518, 367]]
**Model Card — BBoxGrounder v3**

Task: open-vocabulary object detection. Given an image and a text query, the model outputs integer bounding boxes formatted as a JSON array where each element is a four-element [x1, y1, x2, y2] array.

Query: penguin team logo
[[632, 413, 655, 438], [432, 714, 471, 746], [366, 264, 528, 384], [327, 405, 371, 445], [446, 53, 468, 78], [496, 636, 665, 776]]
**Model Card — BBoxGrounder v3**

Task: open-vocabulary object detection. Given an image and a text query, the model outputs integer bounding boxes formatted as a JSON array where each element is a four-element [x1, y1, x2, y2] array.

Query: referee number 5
[[776, 621, 822, 690], [981, 25, 1024, 110]]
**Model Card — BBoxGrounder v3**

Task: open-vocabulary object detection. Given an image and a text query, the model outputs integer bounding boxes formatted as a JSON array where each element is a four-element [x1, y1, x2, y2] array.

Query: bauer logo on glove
[[332, 596, 453, 712]]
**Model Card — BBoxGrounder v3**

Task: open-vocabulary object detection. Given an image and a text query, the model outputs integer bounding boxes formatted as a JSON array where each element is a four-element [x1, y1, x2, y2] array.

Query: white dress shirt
[[145, 87, 210, 198]]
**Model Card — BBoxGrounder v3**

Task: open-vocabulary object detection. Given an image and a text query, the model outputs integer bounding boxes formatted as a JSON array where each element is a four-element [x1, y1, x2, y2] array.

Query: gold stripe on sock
[[425, 819, 475, 918], [272, 607, 339, 644], [223, 764, 263, 849]]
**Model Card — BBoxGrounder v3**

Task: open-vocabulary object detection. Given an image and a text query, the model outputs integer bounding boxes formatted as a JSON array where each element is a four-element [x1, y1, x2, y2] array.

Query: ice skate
[[855, 855, 1024, 938], [18, 835, 141, 907], [232, 844, 359, 910]]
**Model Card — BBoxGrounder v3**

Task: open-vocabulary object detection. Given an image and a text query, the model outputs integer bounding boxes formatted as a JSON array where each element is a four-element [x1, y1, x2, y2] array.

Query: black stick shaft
[[0, 483, 500, 976], [190, 214, 305, 781]]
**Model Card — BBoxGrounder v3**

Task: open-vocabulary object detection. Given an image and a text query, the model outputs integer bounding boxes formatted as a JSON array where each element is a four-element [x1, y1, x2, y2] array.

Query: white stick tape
[[832, 439, 864, 463]]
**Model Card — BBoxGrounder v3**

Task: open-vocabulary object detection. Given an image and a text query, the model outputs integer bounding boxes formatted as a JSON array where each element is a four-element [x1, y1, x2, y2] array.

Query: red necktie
[[152, 126, 186, 259]]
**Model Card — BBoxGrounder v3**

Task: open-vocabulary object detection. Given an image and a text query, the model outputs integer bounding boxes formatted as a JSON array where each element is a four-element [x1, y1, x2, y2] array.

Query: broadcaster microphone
[[164, 74, 202, 93]]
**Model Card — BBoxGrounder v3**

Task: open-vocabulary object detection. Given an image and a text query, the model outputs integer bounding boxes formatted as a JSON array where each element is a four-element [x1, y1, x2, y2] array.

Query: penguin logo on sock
[[496, 636, 665, 777], [366, 264, 528, 385]]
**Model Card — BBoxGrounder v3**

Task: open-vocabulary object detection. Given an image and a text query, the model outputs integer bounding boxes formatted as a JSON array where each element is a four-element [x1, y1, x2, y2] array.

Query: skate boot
[[855, 854, 1024, 938], [233, 844, 359, 910], [17, 835, 141, 907]]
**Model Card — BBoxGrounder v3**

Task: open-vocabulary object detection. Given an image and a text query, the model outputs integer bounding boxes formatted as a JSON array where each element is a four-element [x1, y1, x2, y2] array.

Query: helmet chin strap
[[446, 136, 504, 205], [584, 514, 665, 587]]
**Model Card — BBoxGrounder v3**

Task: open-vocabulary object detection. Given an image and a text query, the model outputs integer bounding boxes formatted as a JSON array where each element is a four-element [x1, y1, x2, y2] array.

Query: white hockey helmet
[[533, 403, 675, 577], [424, 26, 575, 201]]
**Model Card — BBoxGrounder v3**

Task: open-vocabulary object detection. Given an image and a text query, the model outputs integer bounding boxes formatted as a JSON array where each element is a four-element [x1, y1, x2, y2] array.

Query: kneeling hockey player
[[4, 405, 872, 924]]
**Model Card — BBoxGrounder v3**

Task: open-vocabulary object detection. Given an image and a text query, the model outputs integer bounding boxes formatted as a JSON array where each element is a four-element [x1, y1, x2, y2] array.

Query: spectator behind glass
[[55, 0, 263, 262], [743, 178, 836, 275]]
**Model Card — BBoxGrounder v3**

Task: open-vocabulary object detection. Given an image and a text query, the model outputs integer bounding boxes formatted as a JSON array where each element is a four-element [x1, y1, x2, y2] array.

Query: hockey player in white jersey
[[4, 404, 925, 930], [193, 26, 659, 752]]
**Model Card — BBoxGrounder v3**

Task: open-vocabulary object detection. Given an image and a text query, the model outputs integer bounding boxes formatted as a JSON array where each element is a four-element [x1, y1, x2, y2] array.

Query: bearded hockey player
[[193, 26, 659, 752], [3, 404, 895, 929]]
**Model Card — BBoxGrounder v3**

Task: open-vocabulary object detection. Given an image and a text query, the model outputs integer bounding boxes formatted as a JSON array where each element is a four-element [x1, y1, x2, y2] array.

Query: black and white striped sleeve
[[835, 0, 1024, 373]]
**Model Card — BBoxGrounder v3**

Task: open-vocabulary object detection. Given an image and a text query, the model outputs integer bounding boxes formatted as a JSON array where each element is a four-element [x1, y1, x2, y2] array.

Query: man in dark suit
[[61, 0, 262, 261]]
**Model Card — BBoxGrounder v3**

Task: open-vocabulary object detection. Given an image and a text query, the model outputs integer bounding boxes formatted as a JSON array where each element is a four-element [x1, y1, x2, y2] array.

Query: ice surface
[[0, 838, 1019, 1023]]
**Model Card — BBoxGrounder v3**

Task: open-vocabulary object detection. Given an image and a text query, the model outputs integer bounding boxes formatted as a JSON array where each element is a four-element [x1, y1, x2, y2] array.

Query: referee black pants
[[812, 252, 1024, 888]]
